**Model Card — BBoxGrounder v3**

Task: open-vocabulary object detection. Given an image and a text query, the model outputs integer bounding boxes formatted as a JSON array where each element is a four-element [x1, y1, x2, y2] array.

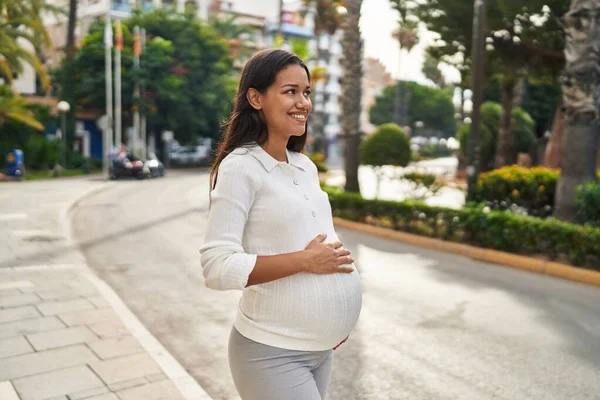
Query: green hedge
[[324, 186, 600, 269]]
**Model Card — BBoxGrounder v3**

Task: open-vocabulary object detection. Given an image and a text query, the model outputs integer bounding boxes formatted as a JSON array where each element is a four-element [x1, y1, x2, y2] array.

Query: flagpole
[[104, 15, 113, 178], [140, 28, 147, 159], [115, 20, 122, 148], [133, 25, 141, 158]]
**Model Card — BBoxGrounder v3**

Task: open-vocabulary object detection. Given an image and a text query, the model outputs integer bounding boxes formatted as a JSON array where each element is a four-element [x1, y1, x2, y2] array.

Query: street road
[[70, 170, 600, 400]]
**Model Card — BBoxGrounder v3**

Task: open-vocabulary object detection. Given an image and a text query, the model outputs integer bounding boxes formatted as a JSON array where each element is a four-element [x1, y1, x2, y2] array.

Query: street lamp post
[[467, 0, 486, 201], [57, 100, 70, 167]]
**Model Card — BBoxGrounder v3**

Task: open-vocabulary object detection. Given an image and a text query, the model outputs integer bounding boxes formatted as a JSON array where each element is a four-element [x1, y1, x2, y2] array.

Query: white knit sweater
[[200, 144, 362, 351]]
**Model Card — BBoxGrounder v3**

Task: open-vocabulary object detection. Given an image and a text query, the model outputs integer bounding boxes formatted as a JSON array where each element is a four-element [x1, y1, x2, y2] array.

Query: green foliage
[[360, 123, 410, 168], [308, 152, 329, 173], [418, 143, 454, 159], [458, 101, 536, 171], [401, 172, 443, 200], [24, 135, 60, 170], [0, 96, 54, 169], [369, 81, 456, 137], [323, 186, 600, 268], [485, 78, 561, 138], [576, 182, 600, 227], [59, 10, 236, 146], [474, 166, 559, 217]]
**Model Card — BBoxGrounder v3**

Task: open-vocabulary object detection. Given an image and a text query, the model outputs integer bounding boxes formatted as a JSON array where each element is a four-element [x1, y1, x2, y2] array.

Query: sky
[[360, 0, 461, 85]]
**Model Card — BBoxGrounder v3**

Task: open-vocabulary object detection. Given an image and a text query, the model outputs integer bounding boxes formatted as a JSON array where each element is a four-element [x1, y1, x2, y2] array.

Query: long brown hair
[[210, 49, 310, 190]]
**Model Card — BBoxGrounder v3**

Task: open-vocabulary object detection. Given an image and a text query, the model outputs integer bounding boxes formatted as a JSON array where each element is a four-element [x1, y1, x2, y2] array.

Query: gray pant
[[229, 327, 334, 400]]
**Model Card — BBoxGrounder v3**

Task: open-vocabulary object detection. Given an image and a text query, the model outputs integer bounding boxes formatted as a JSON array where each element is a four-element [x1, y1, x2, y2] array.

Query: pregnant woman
[[200, 49, 362, 400]]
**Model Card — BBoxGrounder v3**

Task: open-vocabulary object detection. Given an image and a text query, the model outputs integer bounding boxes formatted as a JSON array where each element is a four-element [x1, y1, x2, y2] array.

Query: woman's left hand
[[333, 336, 349, 350]]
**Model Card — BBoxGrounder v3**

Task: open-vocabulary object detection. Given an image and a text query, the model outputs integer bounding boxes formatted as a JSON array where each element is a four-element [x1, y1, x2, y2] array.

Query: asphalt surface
[[70, 170, 600, 400]]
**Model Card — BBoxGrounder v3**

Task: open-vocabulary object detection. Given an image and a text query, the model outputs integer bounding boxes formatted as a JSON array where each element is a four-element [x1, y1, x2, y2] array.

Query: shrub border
[[333, 217, 600, 288]]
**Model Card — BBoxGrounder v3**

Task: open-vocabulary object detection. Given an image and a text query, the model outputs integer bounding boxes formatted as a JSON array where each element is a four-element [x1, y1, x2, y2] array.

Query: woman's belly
[[239, 268, 362, 349]]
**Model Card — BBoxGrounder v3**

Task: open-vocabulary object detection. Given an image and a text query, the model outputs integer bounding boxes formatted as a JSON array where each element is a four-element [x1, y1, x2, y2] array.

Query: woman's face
[[252, 64, 312, 139]]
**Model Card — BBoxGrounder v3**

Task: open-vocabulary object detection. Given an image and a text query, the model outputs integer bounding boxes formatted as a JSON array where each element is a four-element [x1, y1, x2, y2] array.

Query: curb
[[63, 180, 213, 400], [333, 217, 600, 288]]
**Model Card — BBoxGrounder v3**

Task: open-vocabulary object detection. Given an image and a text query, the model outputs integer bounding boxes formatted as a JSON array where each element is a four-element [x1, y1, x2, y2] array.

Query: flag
[[141, 28, 146, 54], [133, 26, 141, 56], [115, 21, 123, 51], [104, 19, 113, 48]]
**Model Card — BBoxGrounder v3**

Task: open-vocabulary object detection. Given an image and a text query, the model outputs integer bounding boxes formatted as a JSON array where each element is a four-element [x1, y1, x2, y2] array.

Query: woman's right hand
[[302, 234, 354, 274]]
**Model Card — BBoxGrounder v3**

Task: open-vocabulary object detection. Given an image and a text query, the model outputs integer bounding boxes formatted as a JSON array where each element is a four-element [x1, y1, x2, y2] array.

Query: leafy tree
[[360, 123, 411, 198], [458, 101, 536, 171], [369, 81, 456, 137], [58, 10, 235, 147], [415, 0, 568, 168], [422, 53, 444, 87]]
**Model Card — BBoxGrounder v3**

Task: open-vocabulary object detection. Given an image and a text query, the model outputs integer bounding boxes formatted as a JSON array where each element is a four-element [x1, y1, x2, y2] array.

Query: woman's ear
[[247, 88, 263, 110]]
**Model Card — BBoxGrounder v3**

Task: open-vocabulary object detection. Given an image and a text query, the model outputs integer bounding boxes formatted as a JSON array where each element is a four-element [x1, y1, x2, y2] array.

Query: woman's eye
[[285, 89, 295, 94], [303, 90, 311, 98]]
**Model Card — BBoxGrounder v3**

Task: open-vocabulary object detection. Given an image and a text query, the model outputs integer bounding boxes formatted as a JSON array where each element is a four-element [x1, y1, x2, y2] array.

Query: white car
[[169, 145, 211, 166]]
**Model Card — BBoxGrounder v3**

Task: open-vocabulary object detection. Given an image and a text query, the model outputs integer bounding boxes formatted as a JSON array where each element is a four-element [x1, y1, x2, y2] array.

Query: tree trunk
[[63, 0, 78, 156], [543, 98, 564, 169], [494, 80, 516, 168], [340, 0, 363, 194], [311, 32, 327, 155], [554, 0, 600, 222]]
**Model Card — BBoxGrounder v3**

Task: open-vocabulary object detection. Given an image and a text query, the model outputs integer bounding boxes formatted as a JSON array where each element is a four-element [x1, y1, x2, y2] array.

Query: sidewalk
[[0, 178, 211, 400]]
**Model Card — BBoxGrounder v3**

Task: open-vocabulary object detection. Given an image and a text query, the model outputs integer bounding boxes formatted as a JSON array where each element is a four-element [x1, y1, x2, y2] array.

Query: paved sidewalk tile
[[88, 319, 129, 338], [0, 344, 98, 381], [0, 316, 65, 339], [85, 394, 119, 400], [0, 293, 41, 308], [87, 295, 110, 308], [0, 336, 33, 358], [0, 305, 40, 323], [12, 365, 104, 400], [36, 298, 95, 316], [0, 280, 34, 290], [116, 380, 185, 400], [88, 335, 143, 360], [68, 386, 110, 400], [35, 287, 96, 301], [0, 380, 20, 400], [89, 353, 162, 385], [26, 325, 98, 351], [58, 307, 117, 327]]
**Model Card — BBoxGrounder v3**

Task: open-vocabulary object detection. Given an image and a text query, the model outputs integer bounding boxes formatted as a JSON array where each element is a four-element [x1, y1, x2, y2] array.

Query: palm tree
[[554, 0, 600, 221], [0, 85, 43, 130], [340, 0, 363, 193], [390, 0, 419, 127], [0, 0, 57, 91]]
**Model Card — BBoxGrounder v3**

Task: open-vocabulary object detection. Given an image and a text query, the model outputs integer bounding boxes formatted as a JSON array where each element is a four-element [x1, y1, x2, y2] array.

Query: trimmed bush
[[324, 185, 600, 269], [577, 181, 600, 227], [360, 123, 410, 198], [474, 166, 559, 217]]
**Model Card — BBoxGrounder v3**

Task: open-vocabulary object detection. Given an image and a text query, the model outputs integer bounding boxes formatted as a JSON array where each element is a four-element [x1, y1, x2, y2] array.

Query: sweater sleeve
[[200, 155, 260, 291]]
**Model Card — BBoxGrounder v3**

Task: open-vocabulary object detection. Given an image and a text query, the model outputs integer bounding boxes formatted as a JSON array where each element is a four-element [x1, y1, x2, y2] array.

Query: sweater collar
[[248, 144, 305, 172]]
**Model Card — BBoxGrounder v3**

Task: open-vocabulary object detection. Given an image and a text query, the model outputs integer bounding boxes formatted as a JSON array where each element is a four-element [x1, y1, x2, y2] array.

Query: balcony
[[111, 0, 132, 13]]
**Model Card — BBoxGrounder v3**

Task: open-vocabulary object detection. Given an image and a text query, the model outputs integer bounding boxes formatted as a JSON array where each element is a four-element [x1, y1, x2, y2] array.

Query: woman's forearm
[[246, 251, 309, 287]]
